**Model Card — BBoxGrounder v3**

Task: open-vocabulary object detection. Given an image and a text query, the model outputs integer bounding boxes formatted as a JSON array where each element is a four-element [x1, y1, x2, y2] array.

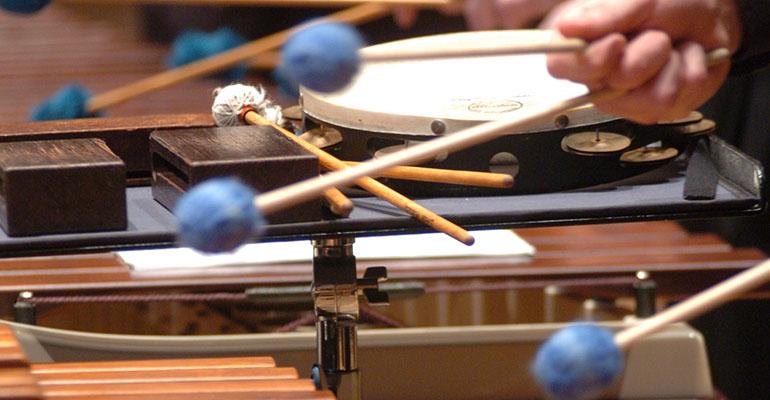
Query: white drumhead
[[302, 30, 618, 136]]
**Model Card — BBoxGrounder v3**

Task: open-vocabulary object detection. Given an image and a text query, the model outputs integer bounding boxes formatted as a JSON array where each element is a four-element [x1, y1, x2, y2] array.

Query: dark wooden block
[[150, 125, 322, 224], [0, 139, 127, 236]]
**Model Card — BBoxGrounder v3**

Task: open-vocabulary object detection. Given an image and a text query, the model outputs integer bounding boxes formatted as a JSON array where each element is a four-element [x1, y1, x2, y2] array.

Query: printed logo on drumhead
[[467, 99, 523, 114]]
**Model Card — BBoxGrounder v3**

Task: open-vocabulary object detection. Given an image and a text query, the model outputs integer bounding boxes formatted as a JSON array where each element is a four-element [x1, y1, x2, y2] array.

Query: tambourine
[[300, 30, 713, 196]]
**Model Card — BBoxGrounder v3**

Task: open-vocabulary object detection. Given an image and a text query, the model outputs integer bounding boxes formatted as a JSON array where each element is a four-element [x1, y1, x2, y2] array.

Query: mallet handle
[[615, 259, 770, 349], [245, 111, 475, 246], [362, 37, 587, 62], [85, 3, 390, 112]]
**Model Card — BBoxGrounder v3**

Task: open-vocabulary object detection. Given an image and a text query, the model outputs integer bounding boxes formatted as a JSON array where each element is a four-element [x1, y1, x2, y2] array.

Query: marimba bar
[[0, 325, 335, 400]]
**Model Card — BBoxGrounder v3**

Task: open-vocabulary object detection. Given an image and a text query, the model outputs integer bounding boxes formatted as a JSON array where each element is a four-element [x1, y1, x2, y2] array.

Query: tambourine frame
[[303, 113, 706, 196]]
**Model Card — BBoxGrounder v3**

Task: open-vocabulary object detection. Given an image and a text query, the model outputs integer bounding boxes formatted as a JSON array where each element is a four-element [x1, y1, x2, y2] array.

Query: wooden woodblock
[[151, 126, 322, 224], [0, 139, 126, 236], [0, 115, 214, 186]]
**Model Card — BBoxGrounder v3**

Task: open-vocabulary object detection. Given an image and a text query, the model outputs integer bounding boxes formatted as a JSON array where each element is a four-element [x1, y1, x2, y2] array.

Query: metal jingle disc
[[563, 131, 632, 154], [620, 147, 679, 163], [282, 105, 304, 121], [656, 111, 703, 125], [676, 119, 716, 135], [299, 127, 343, 149]]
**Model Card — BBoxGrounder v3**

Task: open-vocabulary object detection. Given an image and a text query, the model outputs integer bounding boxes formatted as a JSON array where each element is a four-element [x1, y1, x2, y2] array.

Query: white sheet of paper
[[120, 230, 534, 272]]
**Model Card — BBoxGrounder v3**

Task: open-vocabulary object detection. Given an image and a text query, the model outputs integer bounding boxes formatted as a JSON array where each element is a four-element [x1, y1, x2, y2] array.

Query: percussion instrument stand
[[311, 236, 388, 400]]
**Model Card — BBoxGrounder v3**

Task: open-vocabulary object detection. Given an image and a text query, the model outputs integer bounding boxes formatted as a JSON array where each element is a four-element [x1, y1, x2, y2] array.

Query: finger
[[539, 0, 578, 29], [496, 0, 536, 28], [598, 50, 684, 124], [495, 0, 562, 29], [669, 42, 709, 117], [547, 33, 626, 82], [554, 0, 656, 39], [640, 0, 735, 49], [392, 7, 419, 29], [606, 30, 672, 90], [439, 2, 463, 16], [464, 0, 499, 30]]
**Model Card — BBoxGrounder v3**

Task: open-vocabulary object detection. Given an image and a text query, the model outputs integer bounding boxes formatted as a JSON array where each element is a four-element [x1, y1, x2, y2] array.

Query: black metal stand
[[310, 236, 388, 400]]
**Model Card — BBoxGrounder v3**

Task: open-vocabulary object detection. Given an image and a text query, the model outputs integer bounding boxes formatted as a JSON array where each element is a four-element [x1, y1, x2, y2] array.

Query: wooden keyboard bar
[[32, 357, 276, 373], [49, 392, 336, 400], [0, 223, 764, 297], [0, 327, 41, 400], [27, 353, 331, 400], [41, 379, 316, 396], [34, 367, 298, 384], [0, 328, 30, 368]]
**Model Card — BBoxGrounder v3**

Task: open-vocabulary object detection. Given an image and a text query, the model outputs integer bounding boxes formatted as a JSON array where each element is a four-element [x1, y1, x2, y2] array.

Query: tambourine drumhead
[[301, 30, 618, 137]]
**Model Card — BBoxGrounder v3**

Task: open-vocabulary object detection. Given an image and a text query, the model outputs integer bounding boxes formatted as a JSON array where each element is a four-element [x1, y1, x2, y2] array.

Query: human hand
[[394, 0, 562, 30], [392, 3, 462, 29], [545, 0, 742, 124]]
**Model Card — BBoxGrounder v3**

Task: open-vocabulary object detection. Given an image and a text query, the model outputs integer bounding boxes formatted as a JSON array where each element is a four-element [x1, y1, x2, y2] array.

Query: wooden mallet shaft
[[343, 161, 513, 188], [85, 3, 391, 112], [361, 37, 588, 62], [243, 110, 475, 246], [615, 258, 770, 349]]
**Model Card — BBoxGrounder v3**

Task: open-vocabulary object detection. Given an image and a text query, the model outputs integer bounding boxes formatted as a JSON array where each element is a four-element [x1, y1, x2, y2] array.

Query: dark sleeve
[[730, 0, 770, 75]]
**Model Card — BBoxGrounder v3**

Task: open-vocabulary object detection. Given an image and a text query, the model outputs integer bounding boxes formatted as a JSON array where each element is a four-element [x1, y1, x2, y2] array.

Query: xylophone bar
[[49, 393, 335, 400], [0, 325, 334, 400], [31, 356, 277, 373]]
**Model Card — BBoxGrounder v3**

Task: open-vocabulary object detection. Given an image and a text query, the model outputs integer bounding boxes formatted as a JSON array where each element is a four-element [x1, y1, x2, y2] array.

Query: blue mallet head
[[29, 84, 94, 121], [166, 27, 247, 81], [0, 0, 50, 14], [532, 323, 624, 400], [174, 177, 265, 253], [272, 62, 300, 99], [281, 21, 364, 93]]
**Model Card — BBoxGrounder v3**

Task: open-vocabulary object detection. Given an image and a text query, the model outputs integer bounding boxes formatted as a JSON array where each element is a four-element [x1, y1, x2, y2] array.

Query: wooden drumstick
[[343, 161, 513, 188], [321, 187, 354, 217], [84, 3, 390, 112], [241, 109, 475, 246], [254, 48, 730, 214]]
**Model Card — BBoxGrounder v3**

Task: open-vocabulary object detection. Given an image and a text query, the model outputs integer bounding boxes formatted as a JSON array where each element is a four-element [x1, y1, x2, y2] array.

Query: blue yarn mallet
[[0, 0, 50, 14], [272, 63, 300, 99], [533, 324, 623, 400], [167, 27, 248, 81], [281, 21, 364, 93], [532, 258, 770, 400], [174, 177, 265, 253], [29, 84, 95, 121]]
